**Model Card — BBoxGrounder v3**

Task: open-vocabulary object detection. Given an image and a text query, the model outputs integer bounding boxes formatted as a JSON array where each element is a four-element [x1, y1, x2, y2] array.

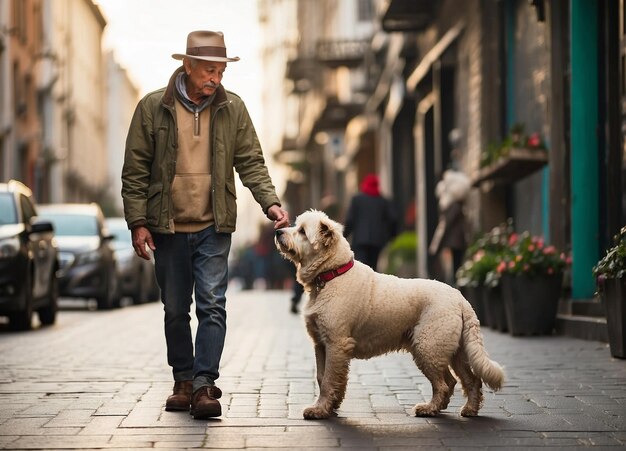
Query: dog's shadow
[[314, 411, 509, 447]]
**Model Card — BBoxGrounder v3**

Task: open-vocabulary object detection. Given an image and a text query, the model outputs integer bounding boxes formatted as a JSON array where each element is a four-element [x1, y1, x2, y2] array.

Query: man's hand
[[267, 205, 290, 229], [131, 226, 156, 260]]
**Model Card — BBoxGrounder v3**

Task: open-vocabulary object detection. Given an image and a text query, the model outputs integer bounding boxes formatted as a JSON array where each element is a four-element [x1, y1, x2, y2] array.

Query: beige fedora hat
[[172, 30, 240, 63]]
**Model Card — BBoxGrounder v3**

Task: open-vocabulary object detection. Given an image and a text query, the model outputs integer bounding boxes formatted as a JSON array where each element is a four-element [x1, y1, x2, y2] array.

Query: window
[[20, 194, 36, 224], [13, 62, 25, 116], [13, 0, 27, 43], [357, 0, 373, 22], [40, 213, 99, 237], [0, 193, 17, 225]]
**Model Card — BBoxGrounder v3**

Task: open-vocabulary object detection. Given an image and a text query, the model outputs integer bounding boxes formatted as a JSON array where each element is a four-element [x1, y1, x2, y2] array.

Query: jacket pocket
[[225, 180, 237, 221], [171, 174, 213, 222]]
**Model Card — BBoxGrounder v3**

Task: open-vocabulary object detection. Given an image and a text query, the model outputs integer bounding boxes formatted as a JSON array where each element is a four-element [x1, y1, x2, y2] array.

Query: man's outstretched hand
[[267, 205, 290, 229]]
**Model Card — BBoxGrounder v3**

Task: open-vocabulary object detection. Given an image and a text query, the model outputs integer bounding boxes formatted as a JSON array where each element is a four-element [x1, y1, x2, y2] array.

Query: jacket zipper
[[211, 101, 229, 233], [194, 110, 200, 136], [164, 103, 177, 231]]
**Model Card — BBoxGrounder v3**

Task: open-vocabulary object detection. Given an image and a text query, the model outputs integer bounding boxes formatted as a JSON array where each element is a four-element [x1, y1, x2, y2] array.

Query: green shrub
[[385, 231, 418, 276], [593, 226, 626, 280]]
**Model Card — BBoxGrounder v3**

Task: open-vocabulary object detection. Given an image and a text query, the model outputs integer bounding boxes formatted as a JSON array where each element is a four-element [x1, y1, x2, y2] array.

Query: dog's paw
[[460, 405, 479, 417], [303, 405, 332, 420], [413, 403, 440, 417]]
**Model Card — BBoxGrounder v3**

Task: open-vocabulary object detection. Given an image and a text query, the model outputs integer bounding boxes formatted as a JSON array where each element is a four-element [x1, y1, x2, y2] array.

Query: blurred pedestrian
[[290, 273, 305, 314], [428, 168, 471, 280], [121, 30, 289, 420], [257, 222, 292, 289], [343, 174, 399, 271]]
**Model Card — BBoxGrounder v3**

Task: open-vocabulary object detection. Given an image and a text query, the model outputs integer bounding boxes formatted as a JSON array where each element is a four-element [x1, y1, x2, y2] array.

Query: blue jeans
[[153, 226, 231, 393]]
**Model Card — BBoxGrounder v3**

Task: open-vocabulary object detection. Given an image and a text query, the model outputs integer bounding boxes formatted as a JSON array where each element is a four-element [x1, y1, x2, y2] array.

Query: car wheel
[[111, 270, 122, 308], [98, 266, 122, 310], [132, 268, 147, 305], [38, 270, 58, 326], [147, 270, 160, 302], [10, 270, 33, 330], [96, 269, 115, 310]]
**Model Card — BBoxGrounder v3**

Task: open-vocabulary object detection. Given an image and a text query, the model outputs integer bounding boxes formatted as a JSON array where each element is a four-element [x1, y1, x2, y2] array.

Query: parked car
[[38, 203, 119, 310], [0, 180, 59, 330], [105, 217, 160, 304]]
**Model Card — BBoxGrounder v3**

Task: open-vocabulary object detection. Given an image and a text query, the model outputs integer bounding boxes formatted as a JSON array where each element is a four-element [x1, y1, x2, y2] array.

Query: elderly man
[[122, 30, 289, 419]]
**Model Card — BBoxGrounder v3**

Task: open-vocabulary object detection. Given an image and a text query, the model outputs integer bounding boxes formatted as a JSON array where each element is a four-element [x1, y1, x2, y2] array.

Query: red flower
[[527, 133, 541, 148], [473, 250, 485, 262]]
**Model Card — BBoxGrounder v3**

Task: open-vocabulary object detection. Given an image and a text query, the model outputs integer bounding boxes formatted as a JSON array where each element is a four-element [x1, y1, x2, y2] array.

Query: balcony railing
[[316, 39, 368, 68]]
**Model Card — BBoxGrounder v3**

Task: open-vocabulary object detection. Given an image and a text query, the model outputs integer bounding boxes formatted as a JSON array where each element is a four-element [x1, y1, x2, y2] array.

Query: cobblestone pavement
[[0, 288, 624, 450]]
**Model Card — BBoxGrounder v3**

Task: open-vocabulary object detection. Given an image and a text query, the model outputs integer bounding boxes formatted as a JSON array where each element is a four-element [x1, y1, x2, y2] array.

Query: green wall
[[569, 0, 599, 299]]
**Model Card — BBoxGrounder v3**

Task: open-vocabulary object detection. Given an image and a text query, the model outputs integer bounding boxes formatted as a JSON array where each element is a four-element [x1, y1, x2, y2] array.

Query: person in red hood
[[343, 174, 399, 271]]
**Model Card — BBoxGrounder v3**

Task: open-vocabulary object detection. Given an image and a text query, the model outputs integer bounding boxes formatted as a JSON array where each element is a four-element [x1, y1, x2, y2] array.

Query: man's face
[[184, 59, 226, 101]]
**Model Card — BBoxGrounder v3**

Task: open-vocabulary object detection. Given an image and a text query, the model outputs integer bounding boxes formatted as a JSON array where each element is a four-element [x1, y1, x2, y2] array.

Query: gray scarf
[[175, 72, 215, 113]]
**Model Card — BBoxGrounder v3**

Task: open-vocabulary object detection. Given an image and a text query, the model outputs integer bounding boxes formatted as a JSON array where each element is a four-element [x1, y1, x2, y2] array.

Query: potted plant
[[592, 226, 626, 359], [497, 231, 571, 336], [483, 264, 508, 333], [456, 249, 493, 326], [474, 123, 548, 187], [384, 231, 418, 278], [456, 221, 514, 327]]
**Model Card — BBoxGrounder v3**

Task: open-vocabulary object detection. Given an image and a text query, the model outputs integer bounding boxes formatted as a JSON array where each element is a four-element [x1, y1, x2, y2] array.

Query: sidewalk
[[0, 288, 624, 449]]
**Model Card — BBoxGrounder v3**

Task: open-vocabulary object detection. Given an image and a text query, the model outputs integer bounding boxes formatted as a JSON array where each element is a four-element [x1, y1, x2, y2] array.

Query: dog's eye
[[298, 227, 306, 235]]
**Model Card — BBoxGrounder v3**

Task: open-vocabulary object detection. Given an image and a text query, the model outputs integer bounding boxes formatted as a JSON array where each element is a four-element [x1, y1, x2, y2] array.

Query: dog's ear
[[318, 217, 339, 248]]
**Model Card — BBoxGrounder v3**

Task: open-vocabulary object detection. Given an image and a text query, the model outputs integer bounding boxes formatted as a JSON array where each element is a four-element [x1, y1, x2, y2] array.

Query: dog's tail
[[460, 300, 505, 391]]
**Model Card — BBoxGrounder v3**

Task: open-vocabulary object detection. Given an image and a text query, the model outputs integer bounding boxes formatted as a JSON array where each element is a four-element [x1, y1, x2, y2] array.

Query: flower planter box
[[472, 148, 548, 187], [482, 285, 507, 332], [603, 277, 626, 359], [462, 285, 489, 327], [501, 273, 563, 335]]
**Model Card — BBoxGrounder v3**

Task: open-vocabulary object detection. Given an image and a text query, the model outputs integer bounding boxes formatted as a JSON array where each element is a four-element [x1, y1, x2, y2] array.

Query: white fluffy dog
[[275, 210, 504, 420]]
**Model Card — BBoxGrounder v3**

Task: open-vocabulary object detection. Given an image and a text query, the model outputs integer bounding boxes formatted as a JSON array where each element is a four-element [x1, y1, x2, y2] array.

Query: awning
[[381, 0, 435, 32]]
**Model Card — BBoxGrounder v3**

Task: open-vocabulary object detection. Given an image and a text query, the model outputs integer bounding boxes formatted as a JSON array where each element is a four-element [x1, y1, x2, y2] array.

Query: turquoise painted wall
[[569, 0, 600, 299]]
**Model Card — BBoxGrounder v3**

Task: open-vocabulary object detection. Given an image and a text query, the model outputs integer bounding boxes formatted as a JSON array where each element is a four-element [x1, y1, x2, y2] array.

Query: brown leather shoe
[[190, 385, 222, 419], [165, 380, 193, 411]]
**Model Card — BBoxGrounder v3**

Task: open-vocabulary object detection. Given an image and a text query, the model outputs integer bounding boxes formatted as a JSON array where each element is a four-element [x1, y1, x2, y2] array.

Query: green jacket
[[121, 67, 281, 234]]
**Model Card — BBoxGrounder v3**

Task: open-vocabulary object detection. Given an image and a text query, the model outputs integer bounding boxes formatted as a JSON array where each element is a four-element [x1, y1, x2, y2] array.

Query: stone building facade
[[269, 0, 624, 305]]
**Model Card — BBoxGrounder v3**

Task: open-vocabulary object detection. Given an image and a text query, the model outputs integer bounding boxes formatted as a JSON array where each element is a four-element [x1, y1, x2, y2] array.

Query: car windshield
[[107, 222, 132, 248], [42, 213, 98, 236], [0, 193, 17, 225]]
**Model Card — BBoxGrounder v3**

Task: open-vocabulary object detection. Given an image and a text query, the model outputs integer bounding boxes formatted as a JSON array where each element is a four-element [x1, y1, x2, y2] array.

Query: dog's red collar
[[314, 259, 354, 290]]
